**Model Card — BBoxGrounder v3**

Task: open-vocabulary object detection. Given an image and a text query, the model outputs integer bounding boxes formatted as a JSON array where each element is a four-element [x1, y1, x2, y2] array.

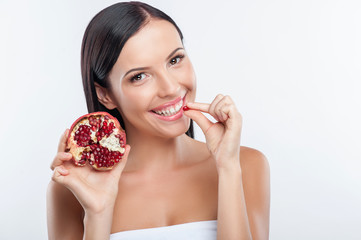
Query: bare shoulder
[[238, 146, 270, 200], [47, 181, 84, 239], [239, 146, 270, 175], [239, 146, 270, 239]]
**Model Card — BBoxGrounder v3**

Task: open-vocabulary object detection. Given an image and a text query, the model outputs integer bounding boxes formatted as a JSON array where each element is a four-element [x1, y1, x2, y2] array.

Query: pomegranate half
[[67, 112, 126, 171]]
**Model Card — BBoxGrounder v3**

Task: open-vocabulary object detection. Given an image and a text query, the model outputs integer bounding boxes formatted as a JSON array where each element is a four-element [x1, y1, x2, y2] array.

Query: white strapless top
[[110, 220, 217, 240]]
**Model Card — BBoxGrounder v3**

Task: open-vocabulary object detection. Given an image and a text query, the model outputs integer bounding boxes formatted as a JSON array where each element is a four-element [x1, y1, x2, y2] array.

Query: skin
[[47, 19, 270, 240]]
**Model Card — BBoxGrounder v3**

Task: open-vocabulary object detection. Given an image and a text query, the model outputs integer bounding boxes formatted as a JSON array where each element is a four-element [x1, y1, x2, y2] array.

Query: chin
[[154, 117, 191, 139]]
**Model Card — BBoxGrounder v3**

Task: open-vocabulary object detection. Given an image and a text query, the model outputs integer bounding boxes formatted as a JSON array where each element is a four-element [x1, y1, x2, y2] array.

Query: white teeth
[[154, 99, 183, 116]]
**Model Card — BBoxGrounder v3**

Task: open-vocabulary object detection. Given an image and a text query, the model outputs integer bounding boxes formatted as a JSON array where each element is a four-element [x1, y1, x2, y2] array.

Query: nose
[[156, 69, 180, 98]]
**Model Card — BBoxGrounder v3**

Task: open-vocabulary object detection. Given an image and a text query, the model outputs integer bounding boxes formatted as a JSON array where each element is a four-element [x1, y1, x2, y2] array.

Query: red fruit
[[183, 106, 190, 111], [67, 112, 126, 171]]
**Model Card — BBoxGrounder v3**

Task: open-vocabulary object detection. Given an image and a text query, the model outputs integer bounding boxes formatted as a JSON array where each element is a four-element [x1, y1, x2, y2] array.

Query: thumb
[[112, 144, 131, 175], [183, 110, 213, 134], [51, 166, 69, 185]]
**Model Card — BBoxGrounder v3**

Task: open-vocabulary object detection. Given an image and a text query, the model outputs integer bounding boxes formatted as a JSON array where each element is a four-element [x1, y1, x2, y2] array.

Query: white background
[[1, 0, 360, 239]]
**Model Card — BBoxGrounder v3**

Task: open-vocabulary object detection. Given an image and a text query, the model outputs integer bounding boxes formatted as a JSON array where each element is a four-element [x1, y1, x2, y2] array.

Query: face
[[106, 19, 196, 138]]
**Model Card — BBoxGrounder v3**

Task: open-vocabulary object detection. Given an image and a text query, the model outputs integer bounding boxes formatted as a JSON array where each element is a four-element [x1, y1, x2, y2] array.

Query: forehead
[[114, 19, 183, 71]]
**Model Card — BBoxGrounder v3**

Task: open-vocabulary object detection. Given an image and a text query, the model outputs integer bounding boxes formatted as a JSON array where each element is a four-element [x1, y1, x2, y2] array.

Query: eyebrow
[[123, 47, 184, 79]]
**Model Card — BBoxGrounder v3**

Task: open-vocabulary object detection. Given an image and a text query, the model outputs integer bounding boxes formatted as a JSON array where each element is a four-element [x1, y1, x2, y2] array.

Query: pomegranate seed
[[183, 106, 190, 111], [79, 159, 86, 165]]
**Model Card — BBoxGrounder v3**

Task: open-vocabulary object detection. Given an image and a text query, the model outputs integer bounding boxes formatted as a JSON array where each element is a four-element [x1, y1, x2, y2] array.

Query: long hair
[[80, 1, 194, 138]]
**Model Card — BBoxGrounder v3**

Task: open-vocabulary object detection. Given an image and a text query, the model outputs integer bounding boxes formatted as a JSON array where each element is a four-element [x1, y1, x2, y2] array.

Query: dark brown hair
[[80, 1, 194, 138]]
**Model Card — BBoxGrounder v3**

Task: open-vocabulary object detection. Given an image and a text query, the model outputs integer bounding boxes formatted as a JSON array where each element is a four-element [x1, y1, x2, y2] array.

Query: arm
[[217, 147, 270, 240], [184, 95, 270, 240], [217, 163, 251, 240], [47, 129, 131, 240], [240, 148, 270, 240], [47, 181, 116, 240], [47, 181, 84, 239]]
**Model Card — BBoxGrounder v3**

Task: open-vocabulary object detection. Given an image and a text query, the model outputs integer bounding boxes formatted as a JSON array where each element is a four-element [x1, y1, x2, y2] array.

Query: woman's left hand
[[183, 94, 243, 171]]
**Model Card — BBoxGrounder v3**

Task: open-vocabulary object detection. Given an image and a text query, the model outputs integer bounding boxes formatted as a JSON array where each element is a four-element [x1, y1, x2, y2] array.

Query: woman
[[47, 2, 270, 239]]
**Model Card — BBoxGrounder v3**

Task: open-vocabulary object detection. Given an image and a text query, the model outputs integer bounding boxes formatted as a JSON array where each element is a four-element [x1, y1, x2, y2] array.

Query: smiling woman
[[79, 2, 194, 138], [100, 19, 196, 139], [47, 1, 270, 240]]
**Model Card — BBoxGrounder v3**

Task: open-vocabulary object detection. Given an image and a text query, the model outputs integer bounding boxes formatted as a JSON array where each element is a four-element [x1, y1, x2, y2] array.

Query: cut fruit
[[67, 112, 126, 171]]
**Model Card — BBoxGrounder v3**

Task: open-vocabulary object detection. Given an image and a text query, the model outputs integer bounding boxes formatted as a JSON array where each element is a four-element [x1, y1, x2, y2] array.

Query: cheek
[[118, 85, 153, 115], [176, 62, 197, 90], [183, 63, 197, 98]]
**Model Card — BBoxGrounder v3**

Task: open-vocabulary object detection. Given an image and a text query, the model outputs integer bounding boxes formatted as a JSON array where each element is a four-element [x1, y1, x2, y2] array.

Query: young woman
[[47, 2, 270, 240]]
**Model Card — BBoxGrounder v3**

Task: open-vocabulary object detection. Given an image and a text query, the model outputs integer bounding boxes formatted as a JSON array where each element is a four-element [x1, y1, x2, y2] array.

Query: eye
[[130, 73, 146, 82], [169, 54, 184, 66]]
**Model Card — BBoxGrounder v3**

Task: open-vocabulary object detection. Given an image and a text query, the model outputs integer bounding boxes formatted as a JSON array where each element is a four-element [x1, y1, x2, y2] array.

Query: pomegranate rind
[[67, 112, 126, 171]]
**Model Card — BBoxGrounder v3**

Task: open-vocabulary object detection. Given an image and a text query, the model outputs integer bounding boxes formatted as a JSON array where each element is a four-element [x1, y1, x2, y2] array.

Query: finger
[[215, 101, 230, 122], [51, 166, 69, 185], [213, 98, 227, 122], [50, 152, 73, 170], [218, 96, 238, 120], [186, 102, 210, 113], [219, 104, 242, 130], [112, 144, 131, 176], [220, 109, 228, 122], [209, 94, 224, 121], [183, 109, 213, 134], [221, 101, 239, 120], [58, 129, 70, 153]]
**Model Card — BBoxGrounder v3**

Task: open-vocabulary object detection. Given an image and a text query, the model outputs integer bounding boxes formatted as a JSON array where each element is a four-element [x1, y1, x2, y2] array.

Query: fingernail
[[63, 152, 72, 158]]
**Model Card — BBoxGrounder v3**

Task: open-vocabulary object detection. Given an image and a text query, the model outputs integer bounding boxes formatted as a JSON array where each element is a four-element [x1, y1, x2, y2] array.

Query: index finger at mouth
[[186, 102, 210, 113]]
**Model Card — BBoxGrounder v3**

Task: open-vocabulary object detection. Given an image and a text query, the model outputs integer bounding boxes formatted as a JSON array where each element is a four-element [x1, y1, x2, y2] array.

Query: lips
[[150, 96, 185, 117]]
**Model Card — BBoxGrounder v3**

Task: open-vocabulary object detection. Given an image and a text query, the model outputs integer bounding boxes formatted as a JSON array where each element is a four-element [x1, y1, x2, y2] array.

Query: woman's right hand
[[50, 129, 131, 215]]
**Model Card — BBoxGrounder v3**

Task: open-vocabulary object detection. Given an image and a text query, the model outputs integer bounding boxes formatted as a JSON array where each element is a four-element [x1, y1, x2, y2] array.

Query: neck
[[123, 126, 191, 173]]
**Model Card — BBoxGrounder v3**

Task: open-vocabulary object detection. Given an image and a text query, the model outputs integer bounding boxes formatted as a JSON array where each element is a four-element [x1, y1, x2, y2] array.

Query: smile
[[152, 99, 183, 116], [149, 95, 186, 121]]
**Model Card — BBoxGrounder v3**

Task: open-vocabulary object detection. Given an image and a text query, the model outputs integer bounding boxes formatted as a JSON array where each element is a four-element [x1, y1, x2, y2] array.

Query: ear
[[94, 82, 118, 110]]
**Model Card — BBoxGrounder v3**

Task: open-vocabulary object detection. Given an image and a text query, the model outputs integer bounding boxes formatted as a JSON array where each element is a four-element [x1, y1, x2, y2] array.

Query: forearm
[[217, 163, 252, 240], [83, 207, 114, 240]]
